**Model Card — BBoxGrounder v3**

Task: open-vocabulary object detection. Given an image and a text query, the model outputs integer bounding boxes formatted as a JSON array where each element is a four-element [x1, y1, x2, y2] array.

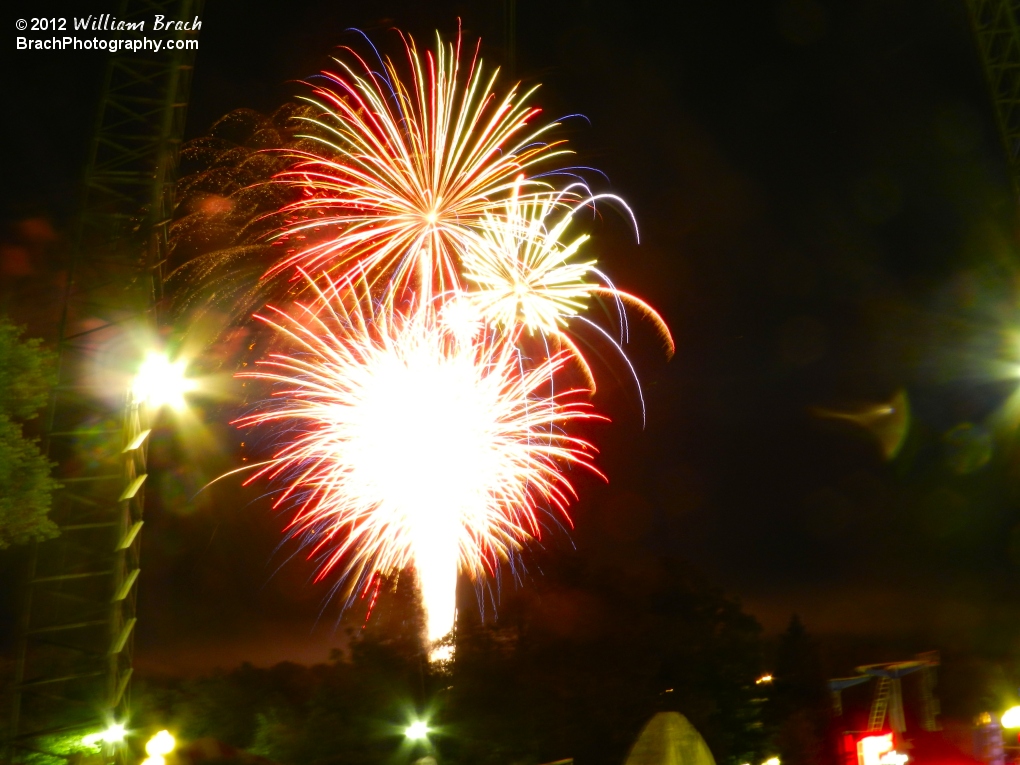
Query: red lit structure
[[829, 653, 989, 765]]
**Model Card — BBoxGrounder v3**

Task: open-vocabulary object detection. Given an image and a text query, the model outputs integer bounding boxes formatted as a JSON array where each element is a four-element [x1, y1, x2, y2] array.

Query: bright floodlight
[[145, 730, 176, 757], [133, 351, 195, 410], [405, 721, 430, 740], [1003, 706, 1020, 728]]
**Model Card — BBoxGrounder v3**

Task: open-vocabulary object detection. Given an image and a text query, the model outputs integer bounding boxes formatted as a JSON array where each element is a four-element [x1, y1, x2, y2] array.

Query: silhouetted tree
[[767, 615, 836, 765], [133, 560, 767, 765], [441, 552, 767, 765]]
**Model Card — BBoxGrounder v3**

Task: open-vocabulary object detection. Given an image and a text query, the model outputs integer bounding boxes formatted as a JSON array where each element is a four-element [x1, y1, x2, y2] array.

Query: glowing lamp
[[756, 674, 773, 685], [405, 721, 430, 740], [145, 730, 175, 757], [133, 352, 194, 410], [1003, 706, 1020, 728], [762, 758, 780, 765]]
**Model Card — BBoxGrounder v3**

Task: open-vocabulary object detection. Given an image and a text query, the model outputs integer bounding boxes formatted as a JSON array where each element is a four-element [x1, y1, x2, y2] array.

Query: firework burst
[[235, 273, 603, 641], [269, 30, 574, 296], [204, 28, 675, 648], [451, 181, 674, 388]]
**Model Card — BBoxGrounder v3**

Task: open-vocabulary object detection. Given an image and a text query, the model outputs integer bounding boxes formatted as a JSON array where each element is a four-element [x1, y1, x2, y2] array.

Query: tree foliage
[[134, 556, 768, 765], [443, 553, 767, 765], [0, 317, 58, 548], [766, 615, 836, 765]]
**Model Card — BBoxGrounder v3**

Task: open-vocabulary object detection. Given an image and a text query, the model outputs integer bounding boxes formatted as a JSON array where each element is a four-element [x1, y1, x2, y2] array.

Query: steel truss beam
[[6, 2, 201, 763], [966, 0, 1020, 199]]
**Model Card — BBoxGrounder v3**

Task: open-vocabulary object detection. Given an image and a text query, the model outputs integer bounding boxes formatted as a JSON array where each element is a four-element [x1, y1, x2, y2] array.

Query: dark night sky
[[3, 0, 1020, 681]]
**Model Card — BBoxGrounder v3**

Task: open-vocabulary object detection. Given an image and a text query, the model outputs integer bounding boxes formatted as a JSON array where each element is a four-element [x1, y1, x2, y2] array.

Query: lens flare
[[235, 274, 602, 641], [405, 721, 430, 740], [269, 30, 573, 296]]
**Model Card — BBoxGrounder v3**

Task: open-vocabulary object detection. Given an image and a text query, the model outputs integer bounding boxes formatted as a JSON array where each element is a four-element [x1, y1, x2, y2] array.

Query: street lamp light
[[405, 721, 430, 741], [141, 729, 176, 765], [1002, 706, 1020, 729], [133, 351, 195, 411]]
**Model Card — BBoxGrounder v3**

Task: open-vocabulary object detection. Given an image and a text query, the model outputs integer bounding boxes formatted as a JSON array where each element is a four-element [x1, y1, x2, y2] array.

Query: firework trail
[[235, 273, 603, 641]]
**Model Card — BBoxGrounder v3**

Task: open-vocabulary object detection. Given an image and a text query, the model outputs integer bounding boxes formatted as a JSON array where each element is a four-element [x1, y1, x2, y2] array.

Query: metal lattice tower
[[966, 0, 1020, 200], [6, 2, 200, 762], [830, 654, 940, 736], [829, 654, 941, 738], [503, 0, 517, 80], [866, 677, 893, 732], [918, 663, 940, 732]]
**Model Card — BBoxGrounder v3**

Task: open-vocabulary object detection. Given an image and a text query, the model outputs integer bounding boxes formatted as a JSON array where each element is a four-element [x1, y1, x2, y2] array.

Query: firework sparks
[[269, 30, 574, 296], [458, 184, 600, 334], [202, 27, 675, 650], [235, 273, 603, 642], [453, 181, 675, 386]]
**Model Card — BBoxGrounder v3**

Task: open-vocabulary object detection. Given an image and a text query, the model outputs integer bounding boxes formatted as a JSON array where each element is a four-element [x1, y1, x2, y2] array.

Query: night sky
[[3, 0, 1019, 685]]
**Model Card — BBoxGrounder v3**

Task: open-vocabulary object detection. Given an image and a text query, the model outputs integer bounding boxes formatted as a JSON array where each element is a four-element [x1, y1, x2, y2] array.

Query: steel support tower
[[828, 653, 941, 735], [966, 0, 1020, 200], [6, 2, 201, 762]]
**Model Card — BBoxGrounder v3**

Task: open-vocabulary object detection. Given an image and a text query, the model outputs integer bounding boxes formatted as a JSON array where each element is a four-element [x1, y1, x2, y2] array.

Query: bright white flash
[[133, 352, 195, 410]]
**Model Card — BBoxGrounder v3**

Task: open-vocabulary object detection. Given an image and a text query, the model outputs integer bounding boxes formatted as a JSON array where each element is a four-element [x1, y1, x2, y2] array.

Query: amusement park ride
[[966, 0, 1020, 201], [822, 5, 1020, 763], [829, 653, 941, 765], [4, 1, 200, 763]]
